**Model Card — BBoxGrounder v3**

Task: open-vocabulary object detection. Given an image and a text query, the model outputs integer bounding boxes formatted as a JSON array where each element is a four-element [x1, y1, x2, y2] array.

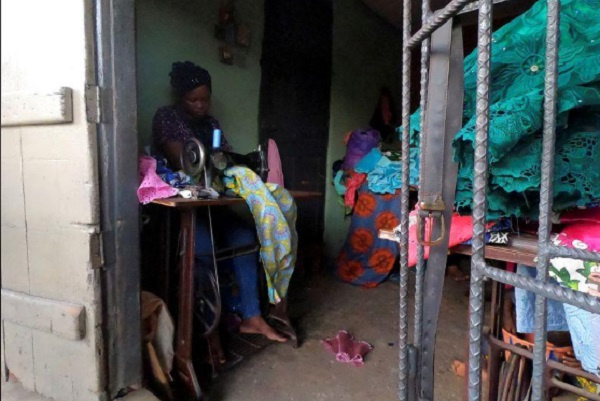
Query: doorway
[[259, 0, 333, 246]]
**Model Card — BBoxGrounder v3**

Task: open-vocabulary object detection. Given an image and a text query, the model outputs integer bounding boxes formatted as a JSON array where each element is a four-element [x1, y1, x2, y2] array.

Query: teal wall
[[324, 1, 401, 258], [136, 0, 264, 153], [136, 0, 401, 260]]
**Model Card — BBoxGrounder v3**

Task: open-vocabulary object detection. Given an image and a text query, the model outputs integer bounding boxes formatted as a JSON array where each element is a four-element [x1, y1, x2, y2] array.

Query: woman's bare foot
[[239, 316, 288, 343]]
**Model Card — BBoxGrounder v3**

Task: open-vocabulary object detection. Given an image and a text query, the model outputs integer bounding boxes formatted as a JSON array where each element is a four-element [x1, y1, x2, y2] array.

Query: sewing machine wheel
[[194, 267, 222, 337], [181, 137, 206, 177]]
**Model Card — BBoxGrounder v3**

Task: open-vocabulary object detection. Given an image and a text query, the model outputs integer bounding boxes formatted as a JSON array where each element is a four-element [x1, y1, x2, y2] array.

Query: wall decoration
[[219, 45, 234, 65], [236, 23, 251, 47], [214, 1, 251, 65]]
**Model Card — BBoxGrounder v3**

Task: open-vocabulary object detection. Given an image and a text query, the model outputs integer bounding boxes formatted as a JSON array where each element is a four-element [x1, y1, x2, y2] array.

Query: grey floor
[[209, 272, 471, 401]]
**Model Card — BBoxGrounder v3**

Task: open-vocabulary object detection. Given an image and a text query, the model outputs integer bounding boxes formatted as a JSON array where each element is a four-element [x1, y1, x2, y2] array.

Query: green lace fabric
[[401, 0, 600, 219]]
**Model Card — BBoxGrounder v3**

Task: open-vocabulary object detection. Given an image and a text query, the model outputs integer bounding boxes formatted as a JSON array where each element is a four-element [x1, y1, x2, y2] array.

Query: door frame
[[93, 0, 141, 397]]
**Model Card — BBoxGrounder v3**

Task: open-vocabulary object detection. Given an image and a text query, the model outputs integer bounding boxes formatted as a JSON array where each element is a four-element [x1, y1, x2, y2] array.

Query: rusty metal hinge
[[90, 231, 105, 269]]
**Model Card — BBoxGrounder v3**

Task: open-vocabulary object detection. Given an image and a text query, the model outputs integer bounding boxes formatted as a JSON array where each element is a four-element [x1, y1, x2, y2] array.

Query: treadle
[[218, 332, 275, 371]]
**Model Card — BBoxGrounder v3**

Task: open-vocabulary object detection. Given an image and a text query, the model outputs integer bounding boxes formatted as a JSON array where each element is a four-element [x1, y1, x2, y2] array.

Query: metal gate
[[396, 0, 600, 400]]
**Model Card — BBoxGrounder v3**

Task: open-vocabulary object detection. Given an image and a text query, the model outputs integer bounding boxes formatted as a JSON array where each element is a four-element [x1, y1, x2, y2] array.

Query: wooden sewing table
[[152, 191, 322, 400]]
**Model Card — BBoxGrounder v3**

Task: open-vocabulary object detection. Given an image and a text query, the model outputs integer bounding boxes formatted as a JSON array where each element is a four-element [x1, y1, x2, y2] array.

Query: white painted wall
[[1, 1, 106, 400]]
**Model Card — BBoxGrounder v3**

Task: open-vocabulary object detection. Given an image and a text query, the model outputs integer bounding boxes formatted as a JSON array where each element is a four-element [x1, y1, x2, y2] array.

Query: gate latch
[[417, 197, 446, 246]]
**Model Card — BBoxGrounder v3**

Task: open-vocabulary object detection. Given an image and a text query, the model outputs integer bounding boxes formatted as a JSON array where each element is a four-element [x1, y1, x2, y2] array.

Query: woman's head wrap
[[169, 61, 212, 96]]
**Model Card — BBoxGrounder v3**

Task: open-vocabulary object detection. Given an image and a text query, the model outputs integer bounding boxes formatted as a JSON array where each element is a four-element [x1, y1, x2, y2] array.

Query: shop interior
[[133, 0, 600, 400]]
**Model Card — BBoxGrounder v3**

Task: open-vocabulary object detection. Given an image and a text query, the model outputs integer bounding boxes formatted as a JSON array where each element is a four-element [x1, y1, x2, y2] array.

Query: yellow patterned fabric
[[223, 166, 297, 304], [576, 377, 599, 401]]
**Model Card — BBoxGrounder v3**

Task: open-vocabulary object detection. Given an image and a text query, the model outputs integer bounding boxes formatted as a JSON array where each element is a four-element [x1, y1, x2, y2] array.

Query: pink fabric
[[137, 156, 178, 204], [322, 330, 373, 367], [560, 207, 600, 225], [344, 172, 367, 208], [407, 207, 494, 267], [266, 139, 285, 187], [556, 221, 600, 252]]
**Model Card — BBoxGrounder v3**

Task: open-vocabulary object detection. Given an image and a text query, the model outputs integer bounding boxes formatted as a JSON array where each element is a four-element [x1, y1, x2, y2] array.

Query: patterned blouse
[[152, 105, 232, 152]]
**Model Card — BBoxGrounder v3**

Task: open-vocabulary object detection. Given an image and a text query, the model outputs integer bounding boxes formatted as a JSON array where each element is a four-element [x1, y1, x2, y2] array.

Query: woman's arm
[[162, 141, 184, 171]]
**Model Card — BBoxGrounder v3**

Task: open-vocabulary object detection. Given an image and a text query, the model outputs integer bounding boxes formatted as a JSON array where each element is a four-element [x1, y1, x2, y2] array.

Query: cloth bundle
[[400, 0, 600, 219], [223, 166, 297, 304]]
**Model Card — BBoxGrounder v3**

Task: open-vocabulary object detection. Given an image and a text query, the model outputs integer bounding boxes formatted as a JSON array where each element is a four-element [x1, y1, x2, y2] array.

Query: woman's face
[[182, 85, 211, 118]]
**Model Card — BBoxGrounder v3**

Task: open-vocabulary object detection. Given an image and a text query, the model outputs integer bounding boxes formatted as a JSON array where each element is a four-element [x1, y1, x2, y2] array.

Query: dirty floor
[[209, 272, 470, 401]]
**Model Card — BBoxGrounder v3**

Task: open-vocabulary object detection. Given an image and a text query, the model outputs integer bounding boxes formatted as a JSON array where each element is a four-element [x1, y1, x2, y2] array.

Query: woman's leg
[[216, 211, 287, 342], [219, 221, 261, 320]]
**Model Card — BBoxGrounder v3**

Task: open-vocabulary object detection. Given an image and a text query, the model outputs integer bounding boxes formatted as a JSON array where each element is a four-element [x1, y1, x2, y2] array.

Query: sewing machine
[[180, 137, 269, 187]]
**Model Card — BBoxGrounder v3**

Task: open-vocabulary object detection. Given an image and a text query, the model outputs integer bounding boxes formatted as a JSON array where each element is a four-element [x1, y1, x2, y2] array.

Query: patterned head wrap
[[169, 61, 212, 96]]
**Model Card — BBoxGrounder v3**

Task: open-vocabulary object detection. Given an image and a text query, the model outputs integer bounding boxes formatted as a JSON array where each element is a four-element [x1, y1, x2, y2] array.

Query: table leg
[[175, 209, 203, 400], [159, 207, 172, 303]]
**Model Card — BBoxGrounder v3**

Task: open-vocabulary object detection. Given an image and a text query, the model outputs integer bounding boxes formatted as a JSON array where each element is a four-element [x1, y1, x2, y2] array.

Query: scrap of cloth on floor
[[322, 330, 373, 367], [400, 0, 600, 219], [337, 183, 401, 287], [223, 166, 297, 304]]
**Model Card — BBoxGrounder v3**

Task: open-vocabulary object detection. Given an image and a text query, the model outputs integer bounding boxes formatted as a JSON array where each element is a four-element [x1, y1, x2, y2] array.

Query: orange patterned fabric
[[337, 183, 401, 287], [354, 192, 377, 218], [369, 248, 396, 275], [350, 228, 375, 253]]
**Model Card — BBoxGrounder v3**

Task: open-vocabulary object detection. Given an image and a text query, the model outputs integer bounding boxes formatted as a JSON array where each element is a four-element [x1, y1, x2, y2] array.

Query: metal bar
[[545, 244, 600, 262], [399, 0, 412, 397], [481, 265, 600, 313], [414, 0, 432, 360], [532, 1, 561, 399], [413, 1, 429, 393], [488, 336, 600, 384], [457, 0, 517, 15], [467, 0, 493, 400], [551, 378, 600, 401], [407, 0, 472, 49], [175, 210, 202, 399]]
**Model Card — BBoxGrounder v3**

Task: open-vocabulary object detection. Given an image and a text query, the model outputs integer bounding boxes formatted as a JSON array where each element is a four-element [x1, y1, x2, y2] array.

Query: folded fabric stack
[[400, 0, 600, 219]]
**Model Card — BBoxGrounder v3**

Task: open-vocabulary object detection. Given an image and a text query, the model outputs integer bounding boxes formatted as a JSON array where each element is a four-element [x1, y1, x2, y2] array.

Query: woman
[[153, 61, 287, 343]]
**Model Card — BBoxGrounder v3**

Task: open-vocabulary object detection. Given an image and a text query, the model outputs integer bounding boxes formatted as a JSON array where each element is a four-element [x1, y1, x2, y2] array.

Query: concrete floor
[[209, 272, 471, 401]]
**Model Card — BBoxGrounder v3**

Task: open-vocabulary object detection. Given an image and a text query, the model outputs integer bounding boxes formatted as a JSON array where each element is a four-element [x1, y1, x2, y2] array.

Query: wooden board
[[152, 190, 323, 209], [450, 234, 539, 266]]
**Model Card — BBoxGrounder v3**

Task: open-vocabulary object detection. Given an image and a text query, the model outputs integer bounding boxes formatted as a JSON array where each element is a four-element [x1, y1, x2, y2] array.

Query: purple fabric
[[152, 105, 231, 151], [342, 129, 381, 170], [322, 330, 373, 367]]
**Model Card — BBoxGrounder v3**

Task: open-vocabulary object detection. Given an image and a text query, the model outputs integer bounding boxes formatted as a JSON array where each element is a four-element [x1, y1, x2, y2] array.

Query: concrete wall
[[324, 0, 401, 258], [1, 1, 105, 400], [136, 0, 265, 154]]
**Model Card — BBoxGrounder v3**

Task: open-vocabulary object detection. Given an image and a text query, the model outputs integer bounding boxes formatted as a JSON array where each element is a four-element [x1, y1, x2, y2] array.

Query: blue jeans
[[515, 264, 569, 333], [194, 209, 261, 319]]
